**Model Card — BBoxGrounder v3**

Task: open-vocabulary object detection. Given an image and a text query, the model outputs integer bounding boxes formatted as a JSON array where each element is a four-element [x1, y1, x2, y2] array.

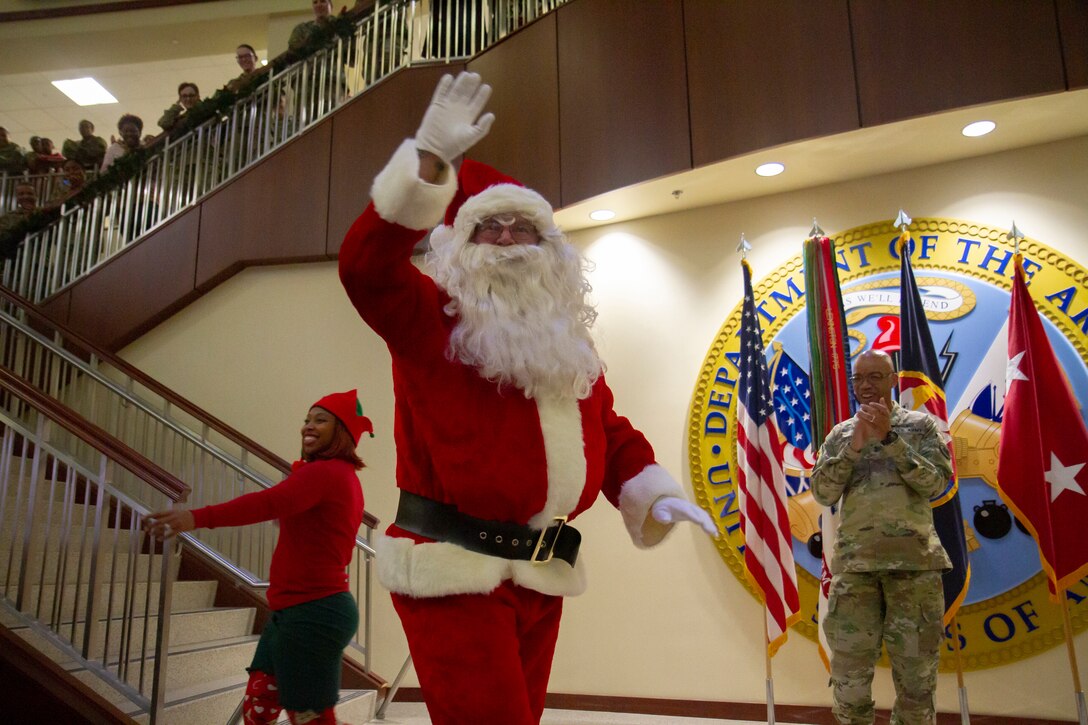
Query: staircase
[[0, 288, 385, 722]]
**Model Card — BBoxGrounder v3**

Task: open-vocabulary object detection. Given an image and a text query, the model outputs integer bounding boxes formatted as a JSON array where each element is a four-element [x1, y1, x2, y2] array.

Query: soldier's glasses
[[850, 372, 896, 386]]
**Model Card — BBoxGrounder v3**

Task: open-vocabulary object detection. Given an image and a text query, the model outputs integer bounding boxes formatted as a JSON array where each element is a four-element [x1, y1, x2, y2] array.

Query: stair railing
[[0, 285, 379, 668], [0, 367, 188, 724], [2, 0, 570, 304]]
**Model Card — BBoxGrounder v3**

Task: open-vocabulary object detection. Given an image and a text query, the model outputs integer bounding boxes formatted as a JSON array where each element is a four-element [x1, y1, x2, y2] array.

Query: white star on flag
[[1045, 452, 1086, 502], [1006, 350, 1028, 392]]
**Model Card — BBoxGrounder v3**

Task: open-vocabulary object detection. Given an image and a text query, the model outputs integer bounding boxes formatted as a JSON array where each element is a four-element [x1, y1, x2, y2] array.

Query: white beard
[[426, 234, 602, 400]]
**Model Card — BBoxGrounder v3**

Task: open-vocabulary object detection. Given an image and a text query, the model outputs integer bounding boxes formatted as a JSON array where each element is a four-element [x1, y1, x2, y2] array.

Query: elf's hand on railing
[[143, 508, 195, 540]]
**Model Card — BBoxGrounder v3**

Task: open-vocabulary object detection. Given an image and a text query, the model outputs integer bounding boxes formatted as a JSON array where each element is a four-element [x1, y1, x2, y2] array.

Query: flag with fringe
[[803, 235, 854, 671], [736, 259, 802, 656], [897, 231, 971, 622], [997, 254, 1088, 599]]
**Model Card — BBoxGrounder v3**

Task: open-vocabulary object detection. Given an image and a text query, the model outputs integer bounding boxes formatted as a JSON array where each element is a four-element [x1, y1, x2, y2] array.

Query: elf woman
[[143, 389, 373, 725]]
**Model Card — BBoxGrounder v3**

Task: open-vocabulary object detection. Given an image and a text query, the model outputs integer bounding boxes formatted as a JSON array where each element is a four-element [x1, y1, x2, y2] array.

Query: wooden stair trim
[[0, 620, 134, 724]]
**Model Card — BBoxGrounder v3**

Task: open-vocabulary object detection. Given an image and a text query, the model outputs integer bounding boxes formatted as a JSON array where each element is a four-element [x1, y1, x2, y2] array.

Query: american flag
[[769, 345, 817, 472], [736, 260, 801, 656]]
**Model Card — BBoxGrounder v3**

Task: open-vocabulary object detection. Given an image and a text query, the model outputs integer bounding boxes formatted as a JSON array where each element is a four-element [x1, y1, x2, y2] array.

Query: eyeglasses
[[236, 53, 256, 60], [850, 372, 896, 386], [474, 217, 540, 244]]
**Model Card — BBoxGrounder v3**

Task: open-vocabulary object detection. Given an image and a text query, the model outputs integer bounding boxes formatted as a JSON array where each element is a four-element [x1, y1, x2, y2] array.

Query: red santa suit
[[339, 140, 686, 724]]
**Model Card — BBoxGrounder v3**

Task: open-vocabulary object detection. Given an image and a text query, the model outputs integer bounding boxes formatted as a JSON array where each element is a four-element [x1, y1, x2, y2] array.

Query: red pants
[[391, 581, 564, 725]]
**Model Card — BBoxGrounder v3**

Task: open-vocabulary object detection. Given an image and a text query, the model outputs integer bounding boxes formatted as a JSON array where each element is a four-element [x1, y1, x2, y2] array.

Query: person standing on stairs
[[143, 389, 374, 725]]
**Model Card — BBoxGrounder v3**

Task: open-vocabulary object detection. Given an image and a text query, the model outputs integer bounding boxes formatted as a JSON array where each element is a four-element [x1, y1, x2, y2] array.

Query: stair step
[[55, 652, 377, 725], [7, 579, 217, 619], [129, 681, 378, 725], [9, 605, 256, 663], [72, 636, 261, 694], [0, 546, 175, 585]]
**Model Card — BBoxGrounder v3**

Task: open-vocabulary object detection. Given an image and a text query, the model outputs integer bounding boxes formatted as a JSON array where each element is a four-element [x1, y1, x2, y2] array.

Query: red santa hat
[[437, 158, 559, 244], [311, 389, 374, 445]]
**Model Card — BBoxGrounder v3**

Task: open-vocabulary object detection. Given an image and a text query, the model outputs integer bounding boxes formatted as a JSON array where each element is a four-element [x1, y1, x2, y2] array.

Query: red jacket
[[192, 458, 363, 610], [337, 140, 684, 600]]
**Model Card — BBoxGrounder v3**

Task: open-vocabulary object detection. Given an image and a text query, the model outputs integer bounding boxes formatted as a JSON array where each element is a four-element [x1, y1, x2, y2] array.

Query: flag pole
[[764, 603, 776, 725], [949, 615, 970, 724], [1058, 591, 1088, 725]]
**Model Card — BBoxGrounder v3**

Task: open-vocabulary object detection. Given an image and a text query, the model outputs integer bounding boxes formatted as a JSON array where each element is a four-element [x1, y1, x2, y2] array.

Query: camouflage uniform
[[812, 402, 952, 725]]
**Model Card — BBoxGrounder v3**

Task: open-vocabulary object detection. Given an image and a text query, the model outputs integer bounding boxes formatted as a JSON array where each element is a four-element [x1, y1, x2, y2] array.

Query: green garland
[[0, 12, 360, 259]]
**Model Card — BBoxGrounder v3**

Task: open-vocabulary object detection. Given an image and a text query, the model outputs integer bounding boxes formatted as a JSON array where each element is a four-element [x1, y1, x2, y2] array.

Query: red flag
[[736, 260, 801, 656], [997, 256, 1088, 598]]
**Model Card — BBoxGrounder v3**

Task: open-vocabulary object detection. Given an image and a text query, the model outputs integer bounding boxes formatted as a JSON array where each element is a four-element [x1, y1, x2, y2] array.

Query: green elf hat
[[311, 389, 375, 444]]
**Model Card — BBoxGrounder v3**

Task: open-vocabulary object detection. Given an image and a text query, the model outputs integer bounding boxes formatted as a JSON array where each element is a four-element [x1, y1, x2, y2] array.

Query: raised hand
[[415, 72, 495, 163]]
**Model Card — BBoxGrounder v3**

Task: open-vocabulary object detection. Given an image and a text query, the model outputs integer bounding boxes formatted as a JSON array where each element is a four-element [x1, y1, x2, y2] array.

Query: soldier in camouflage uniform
[[812, 350, 952, 725]]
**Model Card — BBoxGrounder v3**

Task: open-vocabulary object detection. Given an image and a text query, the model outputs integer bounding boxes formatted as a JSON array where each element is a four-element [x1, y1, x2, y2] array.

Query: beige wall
[[120, 135, 1088, 718]]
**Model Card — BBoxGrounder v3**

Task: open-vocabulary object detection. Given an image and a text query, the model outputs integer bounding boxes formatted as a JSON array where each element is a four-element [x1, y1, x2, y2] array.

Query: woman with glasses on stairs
[[143, 389, 373, 725]]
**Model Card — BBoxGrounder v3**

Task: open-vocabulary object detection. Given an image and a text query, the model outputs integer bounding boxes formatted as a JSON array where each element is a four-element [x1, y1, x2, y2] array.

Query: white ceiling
[[0, 0, 308, 150]]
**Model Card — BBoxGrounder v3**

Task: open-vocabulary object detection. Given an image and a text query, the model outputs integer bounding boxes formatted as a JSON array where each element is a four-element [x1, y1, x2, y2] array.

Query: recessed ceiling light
[[51, 77, 117, 106], [755, 162, 785, 177], [589, 209, 615, 221], [962, 120, 996, 137]]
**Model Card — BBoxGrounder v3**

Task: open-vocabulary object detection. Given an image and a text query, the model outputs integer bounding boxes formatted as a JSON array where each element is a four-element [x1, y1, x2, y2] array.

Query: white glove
[[651, 497, 717, 537], [415, 72, 495, 163]]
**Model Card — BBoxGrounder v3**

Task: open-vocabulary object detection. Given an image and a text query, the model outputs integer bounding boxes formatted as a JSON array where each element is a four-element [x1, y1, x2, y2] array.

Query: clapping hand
[[851, 399, 891, 450]]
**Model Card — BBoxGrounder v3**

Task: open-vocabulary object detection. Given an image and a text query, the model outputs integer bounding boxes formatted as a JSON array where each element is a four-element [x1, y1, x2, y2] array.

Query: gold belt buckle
[[531, 516, 567, 565]]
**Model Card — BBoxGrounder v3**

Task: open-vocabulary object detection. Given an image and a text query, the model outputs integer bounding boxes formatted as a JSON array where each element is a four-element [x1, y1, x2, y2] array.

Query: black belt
[[394, 490, 580, 567]]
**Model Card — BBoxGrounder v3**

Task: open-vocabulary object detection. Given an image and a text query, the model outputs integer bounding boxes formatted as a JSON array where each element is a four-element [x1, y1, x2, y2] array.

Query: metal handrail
[[1, 170, 99, 213], [0, 374, 185, 723], [0, 291, 379, 667], [2, 0, 570, 304]]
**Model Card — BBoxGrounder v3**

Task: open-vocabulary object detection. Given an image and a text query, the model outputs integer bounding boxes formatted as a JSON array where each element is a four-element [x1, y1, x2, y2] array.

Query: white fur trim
[[529, 396, 586, 528], [370, 139, 457, 230], [453, 184, 556, 237], [617, 464, 685, 548], [376, 532, 586, 598]]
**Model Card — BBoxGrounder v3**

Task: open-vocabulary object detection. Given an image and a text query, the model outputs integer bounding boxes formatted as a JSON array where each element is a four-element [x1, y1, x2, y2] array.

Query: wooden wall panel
[[196, 121, 333, 289], [39, 290, 70, 328], [326, 64, 462, 256], [850, 0, 1067, 127], [556, 0, 690, 206], [1058, 0, 1088, 89], [468, 14, 561, 207], [686, 0, 858, 166], [66, 207, 200, 351]]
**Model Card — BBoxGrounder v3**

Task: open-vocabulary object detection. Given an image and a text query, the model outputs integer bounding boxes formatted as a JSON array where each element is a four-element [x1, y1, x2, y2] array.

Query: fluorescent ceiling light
[[962, 120, 996, 137], [51, 77, 118, 106], [589, 209, 616, 221], [755, 162, 785, 177]]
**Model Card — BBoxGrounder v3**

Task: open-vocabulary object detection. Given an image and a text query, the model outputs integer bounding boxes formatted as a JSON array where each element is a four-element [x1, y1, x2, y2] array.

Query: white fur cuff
[[618, 464, 685, 548], [370, 139, 458, 230]]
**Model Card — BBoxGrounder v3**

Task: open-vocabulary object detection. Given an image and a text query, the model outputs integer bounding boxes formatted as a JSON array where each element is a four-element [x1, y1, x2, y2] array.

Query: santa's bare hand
[[651, 497, 717, 537]]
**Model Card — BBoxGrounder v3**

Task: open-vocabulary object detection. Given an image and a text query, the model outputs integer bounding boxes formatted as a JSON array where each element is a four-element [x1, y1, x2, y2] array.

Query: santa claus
[[338, 72, 715, 725]]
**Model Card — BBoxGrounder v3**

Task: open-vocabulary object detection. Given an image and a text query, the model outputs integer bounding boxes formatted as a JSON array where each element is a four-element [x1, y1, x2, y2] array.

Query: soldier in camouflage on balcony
[[812, 349, 952, 725]]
